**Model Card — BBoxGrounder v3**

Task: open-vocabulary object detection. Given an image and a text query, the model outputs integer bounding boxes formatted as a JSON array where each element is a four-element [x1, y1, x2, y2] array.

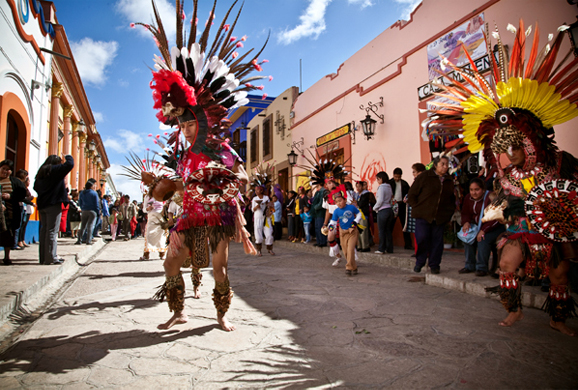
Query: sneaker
[[458, 268, 473, 274], [332, 258, 341, 267], [374, 251, 384, 254]]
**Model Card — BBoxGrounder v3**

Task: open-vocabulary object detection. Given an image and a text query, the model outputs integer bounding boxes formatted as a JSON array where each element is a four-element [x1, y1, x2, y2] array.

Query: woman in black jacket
[[34, 155, 74, 265], [0, 160, 26, 265]]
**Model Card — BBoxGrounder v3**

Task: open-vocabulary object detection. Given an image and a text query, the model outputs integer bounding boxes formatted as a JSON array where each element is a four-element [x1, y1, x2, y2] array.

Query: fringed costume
[[125, 0, 269, 324], [424, 20, 578, 326]]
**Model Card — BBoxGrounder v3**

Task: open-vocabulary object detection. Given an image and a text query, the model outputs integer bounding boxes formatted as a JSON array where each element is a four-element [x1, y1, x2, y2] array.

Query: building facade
[[0, 0, 115, 243], [290, 0, 578, 195]]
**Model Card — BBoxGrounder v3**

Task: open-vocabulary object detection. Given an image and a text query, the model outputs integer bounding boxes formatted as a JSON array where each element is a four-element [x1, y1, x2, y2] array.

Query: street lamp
[[287, 149, 298, 166], [99, 177, 106, 187], [358, 96, 384, 141], [360, 114, 377, 139], [88, 140, 96, 152]]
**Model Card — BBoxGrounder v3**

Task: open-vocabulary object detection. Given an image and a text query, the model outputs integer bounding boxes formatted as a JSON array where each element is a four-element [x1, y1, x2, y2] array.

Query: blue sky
[[54, 0, 420, 199]]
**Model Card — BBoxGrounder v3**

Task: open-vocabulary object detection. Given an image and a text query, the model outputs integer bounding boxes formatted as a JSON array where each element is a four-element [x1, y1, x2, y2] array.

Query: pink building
[[290, 0, 578, 195]]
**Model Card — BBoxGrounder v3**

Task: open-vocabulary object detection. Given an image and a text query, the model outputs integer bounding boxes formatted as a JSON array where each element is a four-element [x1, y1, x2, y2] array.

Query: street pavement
[[0, 237, 577, 389]]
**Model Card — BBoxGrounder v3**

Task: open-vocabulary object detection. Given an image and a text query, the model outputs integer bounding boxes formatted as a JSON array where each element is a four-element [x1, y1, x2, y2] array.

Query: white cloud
[[393, 0, 421, 21], [117, 0, 176, 42], [348, 0, 373, 8], [107, 163, 145, 202], [103, 129, 146, 153], [278, 0, 333, 45], [70, 38, 119, 86], [93, 112, 104, 123]]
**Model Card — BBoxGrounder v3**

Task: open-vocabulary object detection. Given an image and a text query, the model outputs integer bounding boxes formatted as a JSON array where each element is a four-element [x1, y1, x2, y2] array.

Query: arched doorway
[[4, 110, 27, 171]]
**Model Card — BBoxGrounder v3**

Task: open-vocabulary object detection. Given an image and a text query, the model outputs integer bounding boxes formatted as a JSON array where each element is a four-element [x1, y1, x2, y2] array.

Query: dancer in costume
[[292, 149, 353, 266], [140, 194, 167, 260], [251, 186, 269, 256], [424, 20, 578, 335], [125, 0, 269, 331]]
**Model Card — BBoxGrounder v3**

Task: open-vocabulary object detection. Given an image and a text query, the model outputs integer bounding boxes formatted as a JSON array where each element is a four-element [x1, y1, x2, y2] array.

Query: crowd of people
[[242, 158, 507, 281]]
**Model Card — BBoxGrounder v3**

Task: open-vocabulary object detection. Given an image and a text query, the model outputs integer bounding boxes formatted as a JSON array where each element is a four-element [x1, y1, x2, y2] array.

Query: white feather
[[170, 46, 180, 70], [492, 31, 500, 39], [525, 26, 532, 36], [506, 24, 516, 34], [558, 25, 570, 32]]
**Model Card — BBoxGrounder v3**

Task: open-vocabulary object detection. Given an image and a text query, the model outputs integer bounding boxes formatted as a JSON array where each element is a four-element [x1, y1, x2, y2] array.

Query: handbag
[[457, 191, 488, 245]]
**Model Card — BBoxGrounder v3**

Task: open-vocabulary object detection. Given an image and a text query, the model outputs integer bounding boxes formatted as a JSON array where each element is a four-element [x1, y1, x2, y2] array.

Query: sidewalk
[[274, 239, 556, 310], [0, 237, 107, 338]]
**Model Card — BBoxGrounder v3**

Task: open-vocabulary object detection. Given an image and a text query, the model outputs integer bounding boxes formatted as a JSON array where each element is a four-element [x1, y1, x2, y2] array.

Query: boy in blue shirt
[[301, 206, 313, 244], [329, 192, 361, 276]]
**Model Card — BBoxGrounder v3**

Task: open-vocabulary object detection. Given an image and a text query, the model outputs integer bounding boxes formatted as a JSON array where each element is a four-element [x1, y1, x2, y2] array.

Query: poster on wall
[[427, 13, 486, 81]]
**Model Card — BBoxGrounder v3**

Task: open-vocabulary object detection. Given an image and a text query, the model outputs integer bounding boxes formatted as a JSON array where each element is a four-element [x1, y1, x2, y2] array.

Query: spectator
[[76, 181, 100, 245], [109, 207, 120, 241], [0, 160, 27, 265], [311, 183, 327, 247], [404, 163, 426, 256], [344, 181, 357, 204], [408, 156, 456, 274], [34, 155, 74, 265], [271, 194, 283, 240], [301, 205, 313, 243], [130, 200, 139, 237], [68, 191, 81, 239], [389, 167, 413, 250], [121, 195, 135, 240], [355, 181, 371, 252], [17, 173, 35, 248], [264, 205, 275, 255], [373, 171, 394, 254], [101, 194, 110, 234], [459, 178, 505, 276], [363, 181, 377, 246], [13, 169, 33, 249], [285, 191, 297, 241], [59, 188, 70, 237], [93, 189, 103, 238]]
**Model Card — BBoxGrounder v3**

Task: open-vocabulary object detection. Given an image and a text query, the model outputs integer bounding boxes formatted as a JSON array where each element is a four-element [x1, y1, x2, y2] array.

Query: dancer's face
[[507, 147, 525, 167], [181, 120, 198, 144]]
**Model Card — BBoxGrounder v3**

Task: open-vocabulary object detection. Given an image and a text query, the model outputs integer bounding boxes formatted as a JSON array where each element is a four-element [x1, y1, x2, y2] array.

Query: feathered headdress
[[424, 20, 578, 174], [293, 148, 352, 187], [134, 0, 270, 151], [250, 162, 275, 195]]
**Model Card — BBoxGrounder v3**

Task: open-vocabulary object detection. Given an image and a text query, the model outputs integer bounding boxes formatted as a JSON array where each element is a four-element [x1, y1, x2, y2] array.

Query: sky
[[53, 0, 421, 200]]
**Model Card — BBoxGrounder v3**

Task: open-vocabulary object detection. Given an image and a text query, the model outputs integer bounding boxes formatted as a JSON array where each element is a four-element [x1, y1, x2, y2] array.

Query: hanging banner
[[316, 123, 351, 147]]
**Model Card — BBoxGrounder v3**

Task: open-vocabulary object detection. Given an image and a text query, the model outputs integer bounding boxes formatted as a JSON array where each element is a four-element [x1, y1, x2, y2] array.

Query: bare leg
[[498, 243, 524, 327], [192, 267, 202, 299], [547, 260, 576, 336], [213, 239, 235, 331], [157, 232, 189, 330]]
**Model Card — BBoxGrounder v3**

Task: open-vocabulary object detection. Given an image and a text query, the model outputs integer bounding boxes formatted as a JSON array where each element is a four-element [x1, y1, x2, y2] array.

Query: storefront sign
[[418, 53, 493, 100], [316, 123, 350, 147]]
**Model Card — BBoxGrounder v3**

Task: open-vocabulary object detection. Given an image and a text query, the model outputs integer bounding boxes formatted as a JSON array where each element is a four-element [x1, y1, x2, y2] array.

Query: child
[[301, 206, 313, 244], [109, 207, 119, 241], [328, 193, 361, 276], [264, 205, 275, 255]]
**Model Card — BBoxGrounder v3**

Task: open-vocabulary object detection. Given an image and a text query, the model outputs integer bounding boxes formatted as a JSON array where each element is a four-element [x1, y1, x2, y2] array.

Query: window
[[250, 126, 259, 168], [262, 114, 273, 161]]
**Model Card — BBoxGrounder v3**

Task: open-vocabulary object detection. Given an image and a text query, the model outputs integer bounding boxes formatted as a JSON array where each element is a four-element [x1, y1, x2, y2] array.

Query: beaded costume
[[126, 0, 269, 323], [425, 19, 578, 324]]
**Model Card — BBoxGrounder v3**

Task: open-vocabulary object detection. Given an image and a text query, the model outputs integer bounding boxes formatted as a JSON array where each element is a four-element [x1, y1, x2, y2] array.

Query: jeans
[[18, 212, 31, 243], [78, 210, 97, 244], [39, 204, 62, 265], [464, 225, 505, 271], [415, 218, 445, 270], [377, 208, 394, 253], [315, 216, 327, 246], [303, 222, 311, 242]]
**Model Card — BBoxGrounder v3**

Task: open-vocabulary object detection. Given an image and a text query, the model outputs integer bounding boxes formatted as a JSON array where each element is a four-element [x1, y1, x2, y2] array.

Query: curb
[[274, 240, 551, 310], [0, 239, 107, 326]]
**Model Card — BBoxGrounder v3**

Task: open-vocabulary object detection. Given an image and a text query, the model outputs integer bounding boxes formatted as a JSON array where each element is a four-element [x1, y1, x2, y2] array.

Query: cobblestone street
[[0, 238, 577, 389]]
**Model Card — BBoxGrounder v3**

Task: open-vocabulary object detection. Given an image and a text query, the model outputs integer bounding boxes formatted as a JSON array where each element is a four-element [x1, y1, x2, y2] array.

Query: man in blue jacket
[[76, 181, 101, 245]]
